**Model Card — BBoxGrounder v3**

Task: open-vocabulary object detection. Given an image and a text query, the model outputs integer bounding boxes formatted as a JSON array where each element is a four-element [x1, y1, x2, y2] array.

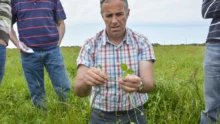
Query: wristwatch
[[138, 81, 144, 91]]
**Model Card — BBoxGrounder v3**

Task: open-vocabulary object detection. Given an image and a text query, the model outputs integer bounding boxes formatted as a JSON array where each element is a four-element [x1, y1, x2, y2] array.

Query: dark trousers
[[90, 106, 147, 124]]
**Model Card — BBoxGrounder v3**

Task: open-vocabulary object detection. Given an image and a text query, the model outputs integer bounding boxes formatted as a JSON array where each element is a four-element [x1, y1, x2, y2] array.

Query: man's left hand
[[118, 74, 141, 93]]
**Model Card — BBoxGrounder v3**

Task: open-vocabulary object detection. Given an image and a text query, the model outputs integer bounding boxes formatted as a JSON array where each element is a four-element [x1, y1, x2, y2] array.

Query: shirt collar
[[101, 28, 130, 46]]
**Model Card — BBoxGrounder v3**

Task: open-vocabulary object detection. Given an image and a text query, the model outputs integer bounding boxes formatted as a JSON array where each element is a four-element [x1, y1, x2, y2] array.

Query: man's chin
[[110, 31, 121, 36], [110, 34, 123, 39]]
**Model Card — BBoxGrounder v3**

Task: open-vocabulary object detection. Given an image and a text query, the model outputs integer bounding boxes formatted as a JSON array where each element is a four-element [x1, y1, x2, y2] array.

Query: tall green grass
[[147, 46, 205, 124], [0, 46, 205, 124]]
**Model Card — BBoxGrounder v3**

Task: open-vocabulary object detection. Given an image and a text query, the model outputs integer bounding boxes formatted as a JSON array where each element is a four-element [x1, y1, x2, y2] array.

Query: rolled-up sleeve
[[76, 40, 94, 68], [138, 37, 156, 62], [54, 0, 66, 22], [202, 0, 220, 18]]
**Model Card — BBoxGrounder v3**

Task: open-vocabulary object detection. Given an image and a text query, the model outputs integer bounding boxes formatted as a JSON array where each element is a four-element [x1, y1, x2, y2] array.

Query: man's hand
[[118, 74, 141, 93], [19, 42, 28, 53], [57, 20, 65, 46], [84, 67, 108, 86], [10, 27, 29, 53]]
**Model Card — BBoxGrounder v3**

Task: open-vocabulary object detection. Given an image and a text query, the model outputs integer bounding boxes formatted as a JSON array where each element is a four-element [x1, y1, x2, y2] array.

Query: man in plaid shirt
[[74, 0, 156, 123]]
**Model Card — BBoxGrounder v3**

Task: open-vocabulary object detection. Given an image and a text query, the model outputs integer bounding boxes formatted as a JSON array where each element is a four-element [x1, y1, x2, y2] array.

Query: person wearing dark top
[[10, 0, 70, 110], [201, 0, 220, 123]]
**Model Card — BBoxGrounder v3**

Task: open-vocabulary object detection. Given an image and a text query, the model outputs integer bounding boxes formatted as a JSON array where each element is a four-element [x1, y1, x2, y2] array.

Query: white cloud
[[62, 0, 102, 25], [129, 0, 205, 24], [8, 0, 211, 48], [61, 0, 209, 25]]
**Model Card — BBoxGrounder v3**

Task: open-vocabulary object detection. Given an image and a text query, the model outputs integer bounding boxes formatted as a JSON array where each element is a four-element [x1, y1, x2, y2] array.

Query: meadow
[[0, 45, 205, 124]]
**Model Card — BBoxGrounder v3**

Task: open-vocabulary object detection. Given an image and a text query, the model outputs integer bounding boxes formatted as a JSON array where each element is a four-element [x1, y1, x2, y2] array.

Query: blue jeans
[[90, 106, 147, 124], [0, 45, 6, 84], [21, 46, 70, 108], [200, 42, 220, 124]]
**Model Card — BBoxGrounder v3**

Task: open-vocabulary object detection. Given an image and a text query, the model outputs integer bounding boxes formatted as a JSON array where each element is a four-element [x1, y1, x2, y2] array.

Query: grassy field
[[0, 45, 205, 124]]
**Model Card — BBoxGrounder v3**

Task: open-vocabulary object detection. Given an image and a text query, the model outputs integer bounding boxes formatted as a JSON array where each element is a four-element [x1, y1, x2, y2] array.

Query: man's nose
[[112, 15, 118, 24]]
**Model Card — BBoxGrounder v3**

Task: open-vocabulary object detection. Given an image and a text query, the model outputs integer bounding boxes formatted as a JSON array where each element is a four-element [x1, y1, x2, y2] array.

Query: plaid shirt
[[202, 0, 220, 42], [77, 28, 156, 112]]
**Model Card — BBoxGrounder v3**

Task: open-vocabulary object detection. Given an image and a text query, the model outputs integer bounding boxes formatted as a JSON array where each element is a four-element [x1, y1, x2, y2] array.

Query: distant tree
[[152, 43, 161, 46]]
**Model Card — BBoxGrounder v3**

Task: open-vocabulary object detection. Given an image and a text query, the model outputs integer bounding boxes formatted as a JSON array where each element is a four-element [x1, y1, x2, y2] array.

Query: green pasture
[[0, 45, 205, 124]]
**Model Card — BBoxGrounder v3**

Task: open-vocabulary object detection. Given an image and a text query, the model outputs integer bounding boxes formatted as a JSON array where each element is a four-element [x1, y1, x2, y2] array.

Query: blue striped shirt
[[202, 0, 220, 42], [11, 0, 66, 50]]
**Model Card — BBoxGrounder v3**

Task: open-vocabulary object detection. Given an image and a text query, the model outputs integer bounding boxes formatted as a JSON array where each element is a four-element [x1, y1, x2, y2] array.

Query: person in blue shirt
[[10, 0, 70, 110]]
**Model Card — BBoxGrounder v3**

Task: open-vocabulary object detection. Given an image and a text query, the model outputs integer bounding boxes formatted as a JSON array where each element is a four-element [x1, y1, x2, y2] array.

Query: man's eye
[[116, 13, 123, 16], [106, 15, 112, 18]]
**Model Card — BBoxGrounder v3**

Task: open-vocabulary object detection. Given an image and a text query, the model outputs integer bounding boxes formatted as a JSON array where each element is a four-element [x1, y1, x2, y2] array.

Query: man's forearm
[[137, 77, 155, 93], [57, 20, 65, 46], [138, 60, 155, 93], [74, 78, 92, 97], [10, 27, 19, 48]]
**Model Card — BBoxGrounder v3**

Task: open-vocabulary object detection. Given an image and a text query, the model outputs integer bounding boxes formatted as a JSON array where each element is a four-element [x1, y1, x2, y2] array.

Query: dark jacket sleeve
[[202, 0, 220, 18], [11, 0, 17, 25]]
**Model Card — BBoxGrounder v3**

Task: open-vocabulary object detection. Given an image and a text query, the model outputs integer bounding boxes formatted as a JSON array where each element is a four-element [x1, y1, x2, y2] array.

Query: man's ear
[[101, 14, 105, 22], [100, 8, 104, 19], [127, 9, 130, 17], [101, 12, 104, 19]]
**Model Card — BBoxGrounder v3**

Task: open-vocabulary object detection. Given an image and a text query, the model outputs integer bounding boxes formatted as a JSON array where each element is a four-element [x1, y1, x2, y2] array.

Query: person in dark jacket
[[201, 0, 220, 123]]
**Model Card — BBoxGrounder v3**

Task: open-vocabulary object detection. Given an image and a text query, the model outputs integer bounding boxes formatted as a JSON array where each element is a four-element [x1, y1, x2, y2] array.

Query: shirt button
[[34, 3, 36, 5]]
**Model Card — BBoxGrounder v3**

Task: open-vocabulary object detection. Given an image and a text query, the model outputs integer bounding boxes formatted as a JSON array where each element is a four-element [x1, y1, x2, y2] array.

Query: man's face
[[101, 0, 130, 39]]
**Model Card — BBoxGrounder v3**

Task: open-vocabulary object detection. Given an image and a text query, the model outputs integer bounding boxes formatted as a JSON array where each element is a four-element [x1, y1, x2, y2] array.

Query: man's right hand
[[83, 67, 108, 86], [19, 42, 28, 53]]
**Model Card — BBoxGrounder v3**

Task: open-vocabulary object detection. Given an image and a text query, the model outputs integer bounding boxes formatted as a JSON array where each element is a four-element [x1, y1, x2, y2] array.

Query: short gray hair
[[100, 0, 129, 13]]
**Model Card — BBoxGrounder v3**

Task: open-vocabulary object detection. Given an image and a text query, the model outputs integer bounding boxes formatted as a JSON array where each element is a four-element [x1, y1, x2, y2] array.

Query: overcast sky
[[8, 0, 211, 47]]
